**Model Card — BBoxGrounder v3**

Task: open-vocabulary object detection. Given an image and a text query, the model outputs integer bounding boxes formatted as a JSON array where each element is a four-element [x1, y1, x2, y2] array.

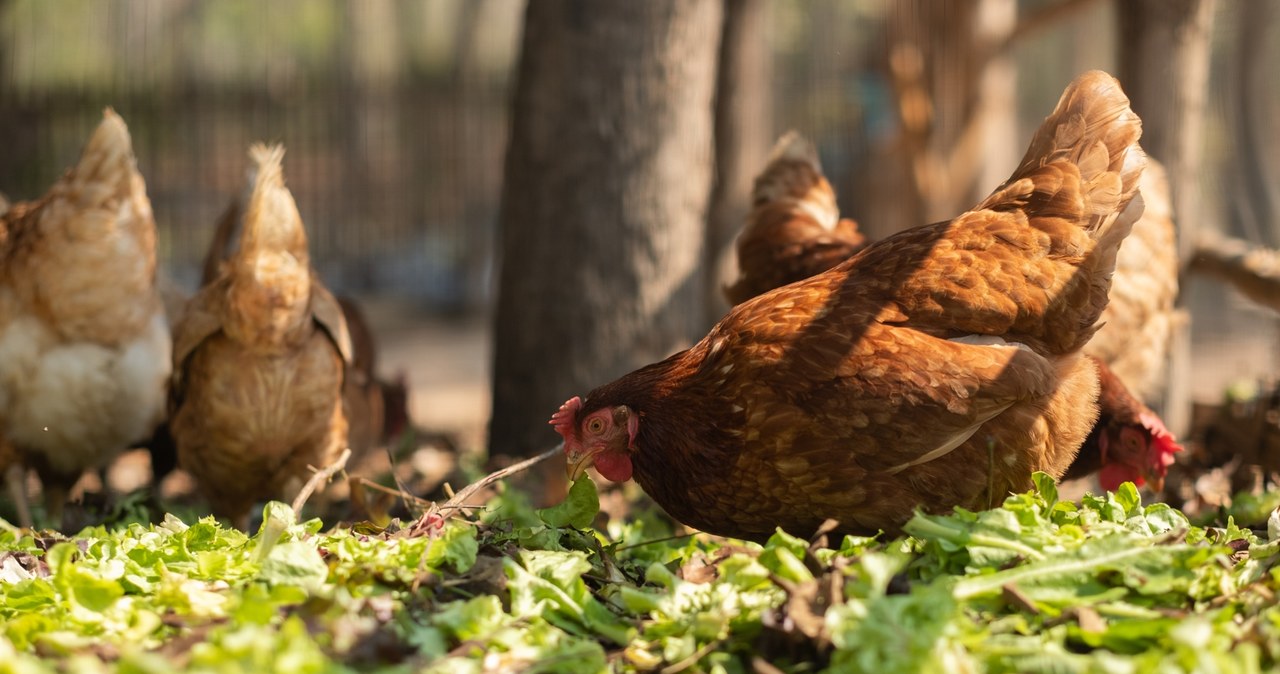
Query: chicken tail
[[67, 109, 143, 207], [236, 144, 309, 263], [977, 71, 1146, 352], [981, 70, 1147, 250], [751, 131, 842, 232], [725, 132, 866, 305], [221, 144, 317, 350], [200, 159, 262, 285]]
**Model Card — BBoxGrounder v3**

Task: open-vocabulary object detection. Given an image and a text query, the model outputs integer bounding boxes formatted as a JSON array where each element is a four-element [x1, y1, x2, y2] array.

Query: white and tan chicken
[[0, 110, 171, 527]]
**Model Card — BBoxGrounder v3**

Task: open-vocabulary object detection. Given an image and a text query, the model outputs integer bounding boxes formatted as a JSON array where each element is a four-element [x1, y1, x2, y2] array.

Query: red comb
[[1139, 410, 1183, 468], [550, 396, 583, 441]]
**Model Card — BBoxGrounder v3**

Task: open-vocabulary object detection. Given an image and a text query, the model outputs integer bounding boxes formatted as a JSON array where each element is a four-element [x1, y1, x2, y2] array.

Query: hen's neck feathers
[[1064, 357, 1149, 481], [1093, 357, 1147, 425]]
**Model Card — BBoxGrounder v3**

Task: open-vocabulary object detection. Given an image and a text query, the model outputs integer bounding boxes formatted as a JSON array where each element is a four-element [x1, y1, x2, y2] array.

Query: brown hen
[[192, 184, 406, 463], [725, 132, 1181, 493], [169, 145, 353, 527], [0, 110, 171, 527], [553, 71, 1147, 541]]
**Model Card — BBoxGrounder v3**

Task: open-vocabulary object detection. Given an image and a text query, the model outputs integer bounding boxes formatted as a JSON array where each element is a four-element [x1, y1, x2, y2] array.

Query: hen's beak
[[1145, 472, 1165, 494], [565, 447, 599, 481]]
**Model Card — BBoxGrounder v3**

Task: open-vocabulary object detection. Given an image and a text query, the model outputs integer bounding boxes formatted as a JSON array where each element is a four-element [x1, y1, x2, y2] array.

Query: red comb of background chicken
[[1140, 410, 1182, 470], [1096, 409, 1183, 492]]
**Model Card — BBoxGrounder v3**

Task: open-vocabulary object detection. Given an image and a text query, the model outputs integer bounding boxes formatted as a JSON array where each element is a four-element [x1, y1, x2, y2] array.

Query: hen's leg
[[5, 464, 32, 528], [41, 481, 68, 531]]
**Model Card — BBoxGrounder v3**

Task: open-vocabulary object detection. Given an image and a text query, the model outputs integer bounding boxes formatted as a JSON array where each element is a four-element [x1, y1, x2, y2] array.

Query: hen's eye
[[587, 418, 605, 434]]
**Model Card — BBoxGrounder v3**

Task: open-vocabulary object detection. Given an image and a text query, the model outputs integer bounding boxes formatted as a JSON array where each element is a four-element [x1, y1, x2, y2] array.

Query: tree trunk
[[1230, 1, 1278, 247], [705, 0, 772, 325], [490, 1, 722, 470], [1115, 0, 1215, 436], [1117, 0, 1215, 263]]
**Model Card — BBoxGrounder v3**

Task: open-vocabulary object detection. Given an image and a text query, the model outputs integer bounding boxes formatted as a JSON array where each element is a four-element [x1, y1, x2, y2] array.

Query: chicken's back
[[1, 111, 160, 342], [844, 71, 1146, 356]]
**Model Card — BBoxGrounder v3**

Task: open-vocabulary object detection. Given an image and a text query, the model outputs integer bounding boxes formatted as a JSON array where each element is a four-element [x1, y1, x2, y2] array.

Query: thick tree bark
[[704, 0, 772, 325], [1117, 0, 1215, 264], [490, 1, 722, 466], [1115, 0, 1215, 436]]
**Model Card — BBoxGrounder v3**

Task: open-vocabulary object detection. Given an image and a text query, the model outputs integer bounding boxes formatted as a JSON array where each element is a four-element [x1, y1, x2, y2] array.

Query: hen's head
[[1097, 410, 1182, 493], [551, 396, 638, 483]]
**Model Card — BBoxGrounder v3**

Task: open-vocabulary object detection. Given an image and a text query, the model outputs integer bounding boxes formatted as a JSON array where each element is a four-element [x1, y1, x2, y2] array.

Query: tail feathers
[[725, 131, 867, 305], [981, 70, 1146, 243], [766, 130, 822, 167], [749, 131, 840, 231], [202, 155, 266, 285], [69, 109, 140, 204], [237, 144, 308, 261]]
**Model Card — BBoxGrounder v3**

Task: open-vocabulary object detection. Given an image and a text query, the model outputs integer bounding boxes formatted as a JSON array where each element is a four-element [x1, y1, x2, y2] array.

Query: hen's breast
[[0, 304, 170, 479], [172, 327, 346, 509]]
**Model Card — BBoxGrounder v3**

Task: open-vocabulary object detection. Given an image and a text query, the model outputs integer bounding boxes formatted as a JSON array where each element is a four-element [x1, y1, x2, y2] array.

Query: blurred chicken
[[336, 294, 386, 455], [1084, 159, 1182, 401], [169, 145, 352, 527], [0, 110, 171, 527], [726, 131, 1180, 495], [197, 185, 408, 456], [724, 132, 866, 306]]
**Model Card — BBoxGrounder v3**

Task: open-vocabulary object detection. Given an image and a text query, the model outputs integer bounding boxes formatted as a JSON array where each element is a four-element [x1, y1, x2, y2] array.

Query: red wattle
[[594, 451, 633, 483]]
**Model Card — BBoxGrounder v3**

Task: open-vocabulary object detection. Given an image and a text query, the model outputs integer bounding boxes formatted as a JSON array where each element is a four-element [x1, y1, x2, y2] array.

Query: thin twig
[[437, 444, 563, 514], [291, 448, 352, 515], [351, 477, 434, 507], [404, 444, 564, 536], [614, 533, 697, 552]]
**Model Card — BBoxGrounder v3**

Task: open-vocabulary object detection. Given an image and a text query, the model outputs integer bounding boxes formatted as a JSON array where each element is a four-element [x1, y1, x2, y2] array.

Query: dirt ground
[[360, 298, 493, 453]]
